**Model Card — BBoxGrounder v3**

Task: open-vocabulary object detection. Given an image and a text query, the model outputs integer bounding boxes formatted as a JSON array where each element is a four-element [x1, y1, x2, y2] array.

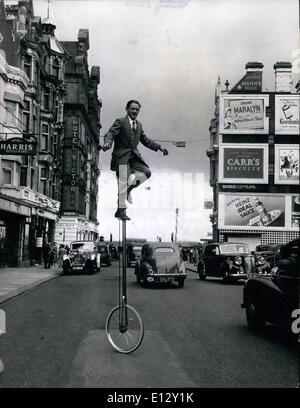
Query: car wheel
[[198, 263, 206, 280], [246, 302, 265, 331], [140, 276, 148, 288], [178, 278, 185, 288]]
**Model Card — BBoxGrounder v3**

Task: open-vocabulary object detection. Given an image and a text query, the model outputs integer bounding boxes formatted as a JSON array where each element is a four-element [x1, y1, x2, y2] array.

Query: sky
[[32, 0, 299, 242]]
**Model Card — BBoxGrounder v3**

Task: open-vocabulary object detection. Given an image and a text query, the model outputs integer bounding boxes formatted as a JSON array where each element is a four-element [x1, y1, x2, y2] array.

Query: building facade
[[0, 0, 102, 265], [207, 62, 300, 251], [54, 29, 101, 245]]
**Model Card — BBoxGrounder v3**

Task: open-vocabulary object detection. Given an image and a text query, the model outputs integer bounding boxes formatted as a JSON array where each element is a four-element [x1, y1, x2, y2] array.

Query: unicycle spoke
[[106, 304, 144, 354]]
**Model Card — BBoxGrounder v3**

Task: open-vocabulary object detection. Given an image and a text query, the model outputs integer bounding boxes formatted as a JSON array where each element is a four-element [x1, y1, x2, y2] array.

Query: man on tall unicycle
[[102, 100, 168, 220]]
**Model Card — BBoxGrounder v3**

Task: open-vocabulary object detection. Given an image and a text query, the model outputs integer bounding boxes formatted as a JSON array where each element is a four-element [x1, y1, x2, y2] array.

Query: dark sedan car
[[135, 242, 187, 288], [242, 238, 300, 334], [97, 244, 111, 266], [62, 241, 100, 274], [252, 244, 285, 274], [197, 242, 254, 282]]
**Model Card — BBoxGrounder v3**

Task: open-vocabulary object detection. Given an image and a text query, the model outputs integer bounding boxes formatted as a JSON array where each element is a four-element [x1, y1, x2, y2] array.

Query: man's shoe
[[114, 208, 131, 221]]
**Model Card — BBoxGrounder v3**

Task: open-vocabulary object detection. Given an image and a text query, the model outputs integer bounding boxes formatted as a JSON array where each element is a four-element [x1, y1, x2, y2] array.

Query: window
[[5, 101, 17, 126], [23, 55, 31, 80], [40, 167, 47, 195], [30, 167, 35, 189], [23, 100, 30, 133], [20, 166, 28, 186], [43, 91, 50, 110], [154, 247, 175, 253], [52, 58, 60, 78], [41, 124, 49, 151], [2, 160, 13, 185]]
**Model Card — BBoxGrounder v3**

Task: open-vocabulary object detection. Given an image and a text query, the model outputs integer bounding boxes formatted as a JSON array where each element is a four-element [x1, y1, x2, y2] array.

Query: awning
[[4, 91, 25, 108], [0, 193, 31, 217]]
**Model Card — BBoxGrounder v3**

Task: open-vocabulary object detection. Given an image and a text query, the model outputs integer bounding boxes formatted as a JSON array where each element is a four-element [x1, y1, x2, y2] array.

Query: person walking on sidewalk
[[102, 100, 168, 221], [43, 242, 51, 269]]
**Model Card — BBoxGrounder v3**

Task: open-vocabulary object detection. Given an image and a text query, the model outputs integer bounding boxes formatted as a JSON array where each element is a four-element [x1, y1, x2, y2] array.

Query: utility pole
[[175, 208, 179, 243]]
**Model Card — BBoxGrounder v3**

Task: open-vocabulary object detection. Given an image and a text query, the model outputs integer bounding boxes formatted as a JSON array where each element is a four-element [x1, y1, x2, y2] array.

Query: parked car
[[242, 238, 300, 334], [135, 242, 187, 288], [109, 244, 119, 261], [197, 242, 254, 282], [252, 244, 285, 274], [62, 241, 100, 274], [127, 244, 143, 267], [97, 244, 111, 266]]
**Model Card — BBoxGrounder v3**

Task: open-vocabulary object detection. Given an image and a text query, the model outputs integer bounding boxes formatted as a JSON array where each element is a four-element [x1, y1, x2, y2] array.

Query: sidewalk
[[0, 265, 61, 304]]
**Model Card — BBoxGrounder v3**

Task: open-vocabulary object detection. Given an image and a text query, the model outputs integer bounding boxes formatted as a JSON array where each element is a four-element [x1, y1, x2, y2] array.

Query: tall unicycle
[[105, 218, 144, 353]]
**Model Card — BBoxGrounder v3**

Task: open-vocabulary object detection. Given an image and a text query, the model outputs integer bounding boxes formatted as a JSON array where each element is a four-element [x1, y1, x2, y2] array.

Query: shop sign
[[275, 95, 300, 135], [0, 138, 37, 155], [219, 193, 287, 230], [219, 95, 269, 134], [70, 118, 80, 208], [274, 144, 299, 185], [219, 144, 268, 184], [231, 70, 262, 93]]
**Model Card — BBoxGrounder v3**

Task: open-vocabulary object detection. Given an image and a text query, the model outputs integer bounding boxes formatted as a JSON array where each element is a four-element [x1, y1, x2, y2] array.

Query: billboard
[[290, 195, 300, 229], [219, 193, 287, 230], [219, 95, 269, 134], [275, 95, 300, 135], [219, 144, 268, 184], [274, 144, 299, 185]]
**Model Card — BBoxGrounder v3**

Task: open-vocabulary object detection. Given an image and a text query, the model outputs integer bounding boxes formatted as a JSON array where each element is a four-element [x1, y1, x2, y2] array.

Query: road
[[0, 261, 298, 388]]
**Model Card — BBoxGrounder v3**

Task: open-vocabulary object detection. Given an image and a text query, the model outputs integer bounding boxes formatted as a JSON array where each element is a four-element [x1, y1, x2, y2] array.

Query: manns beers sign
[[0, 138, 37, 155]]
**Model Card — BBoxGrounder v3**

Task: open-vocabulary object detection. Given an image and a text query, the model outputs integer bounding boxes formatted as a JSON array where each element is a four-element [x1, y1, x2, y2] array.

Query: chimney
[[273, 61, 293, 93]]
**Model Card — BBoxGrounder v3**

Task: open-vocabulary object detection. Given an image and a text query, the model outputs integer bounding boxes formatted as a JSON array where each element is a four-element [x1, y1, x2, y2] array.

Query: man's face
[[127, 103, 140, 120]]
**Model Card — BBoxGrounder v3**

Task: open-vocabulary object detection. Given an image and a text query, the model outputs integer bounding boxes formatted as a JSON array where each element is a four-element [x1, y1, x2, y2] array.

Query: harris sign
[[219, 144, 268, 184], [0, 138, 37, 155]]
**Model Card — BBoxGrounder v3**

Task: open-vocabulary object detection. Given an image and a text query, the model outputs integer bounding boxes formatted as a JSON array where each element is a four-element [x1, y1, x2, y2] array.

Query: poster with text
[[219, 194, 286, 230], [275, 95, 300, 134], [219, 95, 269, 134], [219, 144, 268, 184]]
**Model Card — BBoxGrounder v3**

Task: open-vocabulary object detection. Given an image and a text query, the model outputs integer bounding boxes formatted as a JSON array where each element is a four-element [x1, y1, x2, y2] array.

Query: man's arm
[[102, 118, 122, 150], [140, 128, 168, 155]]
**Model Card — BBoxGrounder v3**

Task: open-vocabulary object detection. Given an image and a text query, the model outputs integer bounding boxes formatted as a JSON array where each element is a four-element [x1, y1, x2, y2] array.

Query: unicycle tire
[[105, 304, 144, 354]]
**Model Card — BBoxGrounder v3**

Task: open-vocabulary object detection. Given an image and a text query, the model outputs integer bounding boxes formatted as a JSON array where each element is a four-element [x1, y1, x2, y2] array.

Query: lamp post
[[175, 208, 179, 243]]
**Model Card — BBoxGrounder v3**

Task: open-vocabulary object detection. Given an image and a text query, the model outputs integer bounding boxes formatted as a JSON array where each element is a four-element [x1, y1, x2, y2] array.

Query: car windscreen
[[133, 247, 142, 252], [220, 244, 249, 254], [71, 242, 94, 251]]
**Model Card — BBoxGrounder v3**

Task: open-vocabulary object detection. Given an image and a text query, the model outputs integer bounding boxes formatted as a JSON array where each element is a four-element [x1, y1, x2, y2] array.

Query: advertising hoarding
[[274, 144, 299, 185], [290, 194, 300, 230], [219, 193, 288, 231], [219, 95, 269, 134], [219, 143, 268, 184], [275, 95, 300, 135]]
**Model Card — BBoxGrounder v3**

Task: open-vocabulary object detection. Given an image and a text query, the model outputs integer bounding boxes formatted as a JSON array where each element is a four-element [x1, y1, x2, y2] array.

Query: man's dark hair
[[126, 100, 141, 110]]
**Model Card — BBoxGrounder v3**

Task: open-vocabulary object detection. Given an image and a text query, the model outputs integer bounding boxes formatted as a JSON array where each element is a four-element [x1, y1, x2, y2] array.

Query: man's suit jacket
[[104, 116, 161, 171]]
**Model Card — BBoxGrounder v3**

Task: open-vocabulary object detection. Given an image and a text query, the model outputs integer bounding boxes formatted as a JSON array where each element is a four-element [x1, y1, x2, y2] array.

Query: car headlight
[[257, 255, 265, 265], [234, 256, 242, 265]]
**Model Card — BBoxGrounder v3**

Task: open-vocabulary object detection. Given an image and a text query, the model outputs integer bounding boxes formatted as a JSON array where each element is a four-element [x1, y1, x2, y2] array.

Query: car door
[[204, 245, 219, 276]]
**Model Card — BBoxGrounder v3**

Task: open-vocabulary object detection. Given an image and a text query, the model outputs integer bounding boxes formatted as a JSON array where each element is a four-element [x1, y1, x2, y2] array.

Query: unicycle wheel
[[105, 304, 144, 354]]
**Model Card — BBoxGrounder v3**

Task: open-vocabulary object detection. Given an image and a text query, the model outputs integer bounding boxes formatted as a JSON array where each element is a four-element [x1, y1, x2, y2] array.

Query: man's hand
[[102, 143, 112, 152], [159, 146, 168, 156]]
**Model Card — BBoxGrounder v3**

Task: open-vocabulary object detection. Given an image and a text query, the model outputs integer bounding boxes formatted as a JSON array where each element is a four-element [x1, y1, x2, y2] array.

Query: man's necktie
[[132, 121, 137, 132]]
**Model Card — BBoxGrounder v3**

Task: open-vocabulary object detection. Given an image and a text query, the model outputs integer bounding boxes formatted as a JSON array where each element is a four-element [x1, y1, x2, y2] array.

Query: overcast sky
[[33, 0, 299, 242]]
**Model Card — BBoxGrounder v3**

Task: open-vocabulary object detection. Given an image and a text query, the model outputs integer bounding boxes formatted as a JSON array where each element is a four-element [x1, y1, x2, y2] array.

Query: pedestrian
[[58, 244, 66, 268], [102, 100, 168, 220], [48, 242, 58, 269], [43, 242, 51, 269]]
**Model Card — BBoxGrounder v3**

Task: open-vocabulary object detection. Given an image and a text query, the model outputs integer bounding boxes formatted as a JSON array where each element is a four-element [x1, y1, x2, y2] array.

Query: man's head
[[126, 100, 141, 120]]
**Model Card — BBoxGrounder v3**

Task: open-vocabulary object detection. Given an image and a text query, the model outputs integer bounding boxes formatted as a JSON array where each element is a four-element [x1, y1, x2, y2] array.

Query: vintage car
[[135, 242, 187, 288], [109, 244, 119, 261], [127, 244, 143, 267], [197, 242, 254, 282], [97, 244, 111, 266], [62, 241, 100, 274], [252, 244, 285, 274], [242, 238, 300, 334]]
